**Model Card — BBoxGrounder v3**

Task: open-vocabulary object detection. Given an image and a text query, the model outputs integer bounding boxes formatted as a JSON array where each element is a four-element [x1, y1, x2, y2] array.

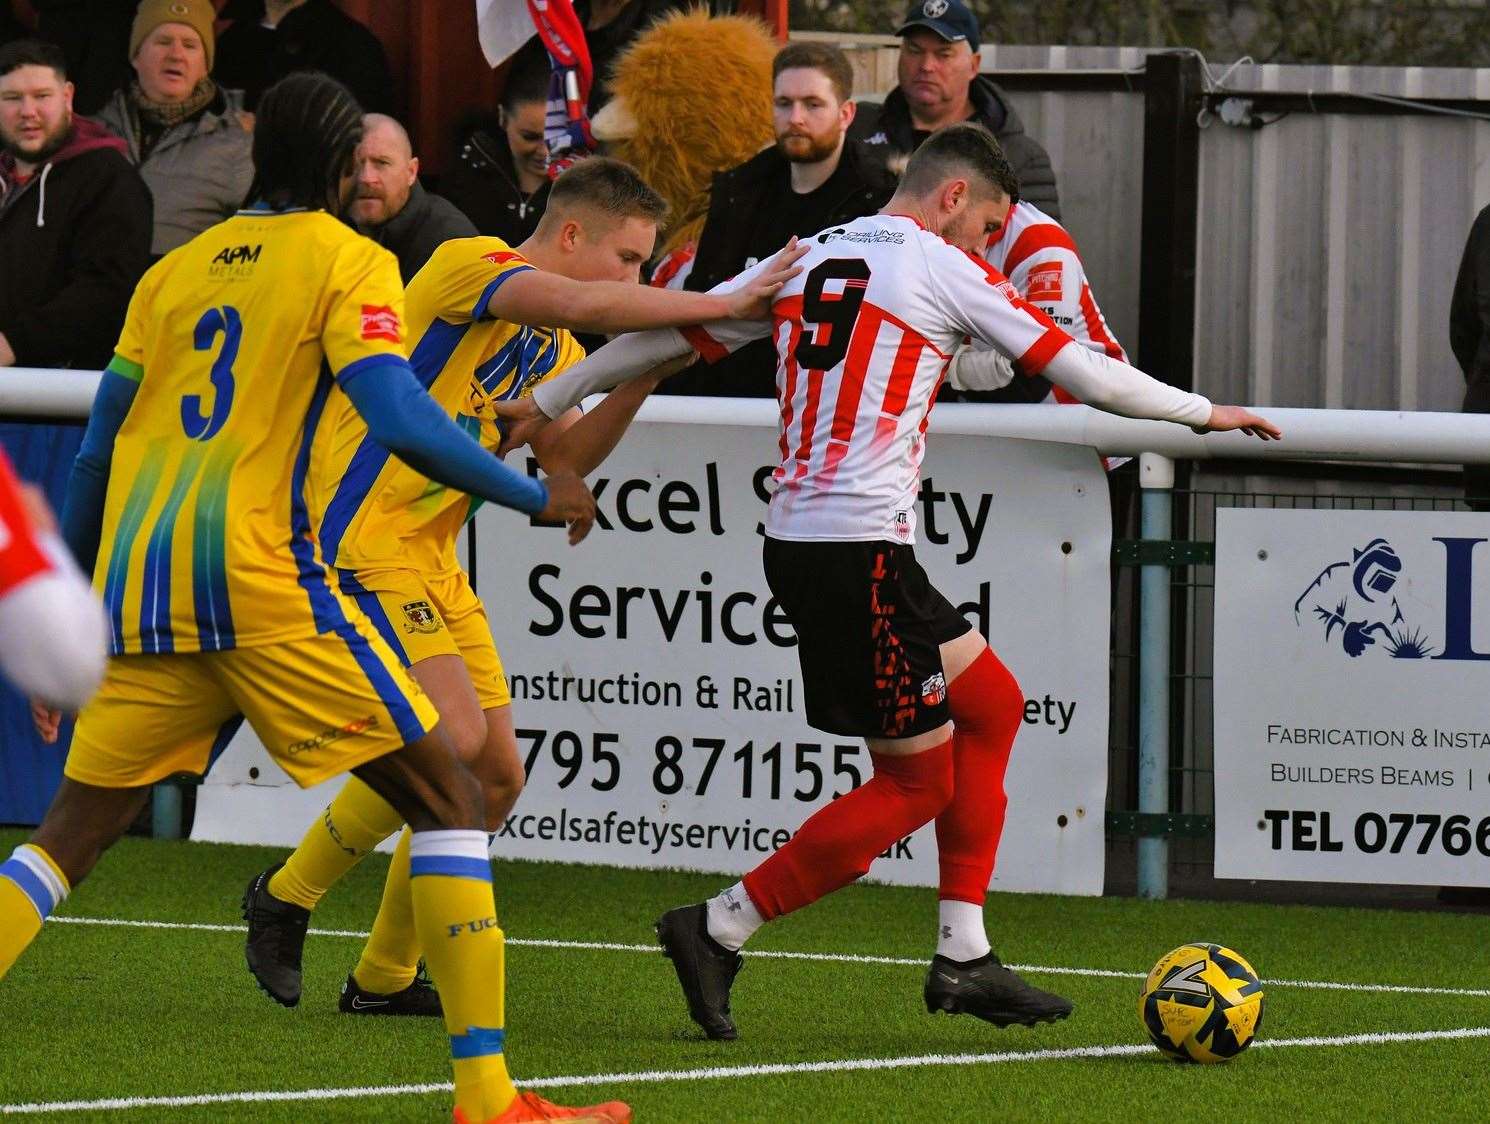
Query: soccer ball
[[1138, 943, 1265, 1063]]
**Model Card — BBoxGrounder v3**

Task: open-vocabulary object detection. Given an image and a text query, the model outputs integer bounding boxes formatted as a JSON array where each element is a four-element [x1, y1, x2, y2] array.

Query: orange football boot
[[453, 1091, 632, 1124]]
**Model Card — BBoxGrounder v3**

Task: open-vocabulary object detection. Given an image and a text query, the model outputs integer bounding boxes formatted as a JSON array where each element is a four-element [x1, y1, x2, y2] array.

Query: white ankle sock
[[936, 899, 991, 963], [705, 881, 765, 951]]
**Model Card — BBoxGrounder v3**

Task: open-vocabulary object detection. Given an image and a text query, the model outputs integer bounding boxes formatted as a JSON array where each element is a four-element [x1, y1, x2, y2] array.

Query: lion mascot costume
[[589, 9, 777, 283]]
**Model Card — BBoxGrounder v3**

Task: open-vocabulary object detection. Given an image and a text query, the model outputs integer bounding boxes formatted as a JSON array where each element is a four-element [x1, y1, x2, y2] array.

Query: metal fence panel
[[798, 35, 1490, 413]]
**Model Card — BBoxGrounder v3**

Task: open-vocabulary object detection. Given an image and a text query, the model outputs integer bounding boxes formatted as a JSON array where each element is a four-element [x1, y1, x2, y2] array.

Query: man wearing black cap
[[850, 0, 1060, 218]]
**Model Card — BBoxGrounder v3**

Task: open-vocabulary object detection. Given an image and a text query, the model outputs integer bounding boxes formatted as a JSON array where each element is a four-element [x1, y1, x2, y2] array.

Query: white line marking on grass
[[51, 916, 370, 938], [6, 1026, 1490, 1115], [46, 915, 1490, 999]]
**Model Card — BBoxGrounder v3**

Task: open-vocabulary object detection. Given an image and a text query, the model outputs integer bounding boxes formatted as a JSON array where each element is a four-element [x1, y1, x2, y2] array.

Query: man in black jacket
[[0, 39, 151, 371], [351, 114, 477, 284], [660, 41, 897, 398], [1450, 204, 1490, 509], [849, 0, 1060, 219], [215, 0, 393, 113]]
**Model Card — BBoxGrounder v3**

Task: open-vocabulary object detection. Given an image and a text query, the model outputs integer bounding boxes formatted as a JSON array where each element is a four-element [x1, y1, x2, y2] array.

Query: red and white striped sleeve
[[924, 236, 1074, 376], [676, 253, 779, 362]]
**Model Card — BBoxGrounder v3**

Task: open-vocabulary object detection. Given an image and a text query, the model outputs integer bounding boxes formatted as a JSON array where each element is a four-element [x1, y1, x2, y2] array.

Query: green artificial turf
[[1, 830, 1487, 1122]]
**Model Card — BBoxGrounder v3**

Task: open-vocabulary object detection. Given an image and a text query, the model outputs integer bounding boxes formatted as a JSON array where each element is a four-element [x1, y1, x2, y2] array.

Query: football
[[1138, 943, 1265, 1063]]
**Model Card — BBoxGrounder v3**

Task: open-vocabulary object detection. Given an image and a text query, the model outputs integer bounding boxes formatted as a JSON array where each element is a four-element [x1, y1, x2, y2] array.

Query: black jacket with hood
[[0, 117, 153, 369], [440, 124, 552, 249], [848, 73, 1060, 219]]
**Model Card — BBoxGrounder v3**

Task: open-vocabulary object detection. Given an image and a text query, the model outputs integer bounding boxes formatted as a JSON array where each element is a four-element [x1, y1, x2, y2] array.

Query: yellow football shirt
[[96, 208, 409, 653], [309, 236, 586, 576]]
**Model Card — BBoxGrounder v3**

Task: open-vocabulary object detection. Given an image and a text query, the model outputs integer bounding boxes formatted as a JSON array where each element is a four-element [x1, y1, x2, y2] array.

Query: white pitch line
[[6, 1026, 1490, 1116], [45, 914, 1490, 999]]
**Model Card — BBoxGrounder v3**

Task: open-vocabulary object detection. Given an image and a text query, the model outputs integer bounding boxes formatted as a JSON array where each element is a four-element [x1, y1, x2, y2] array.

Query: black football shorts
[[763, 537, 972, 739]]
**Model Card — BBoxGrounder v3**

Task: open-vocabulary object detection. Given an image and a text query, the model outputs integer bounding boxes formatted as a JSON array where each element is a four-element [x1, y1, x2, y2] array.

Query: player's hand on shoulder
[[540, 470, 597, 545], [726, 237, 808, 320], [30, 698, 63, 745], [489, 396, 549, 458], [1193, 405, 1282, 441]]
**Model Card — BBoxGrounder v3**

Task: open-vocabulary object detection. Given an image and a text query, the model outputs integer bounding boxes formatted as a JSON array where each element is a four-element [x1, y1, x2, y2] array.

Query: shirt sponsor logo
[[360, 304, 402, 343], [402, 599, 442, 634], [817, 227, 905, 245], [208, 244, 262, 279], [287, 714, 380, 757], [994, 279, 1020, 302], [1027, 261, 1064, 302]]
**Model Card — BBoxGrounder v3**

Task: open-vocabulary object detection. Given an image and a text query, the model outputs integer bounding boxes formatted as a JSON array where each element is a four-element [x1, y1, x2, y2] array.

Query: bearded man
[[658, 40, 895, 398], [0, 39, 151, 371], [350, 114, 478, 284]]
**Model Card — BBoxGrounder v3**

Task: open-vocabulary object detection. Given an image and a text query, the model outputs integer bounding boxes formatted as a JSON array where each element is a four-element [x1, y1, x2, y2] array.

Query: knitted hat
[[130, 0, 217, 71]]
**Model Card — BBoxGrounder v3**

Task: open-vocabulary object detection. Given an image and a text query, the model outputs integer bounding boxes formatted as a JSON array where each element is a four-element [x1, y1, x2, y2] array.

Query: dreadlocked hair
[[248, 72, 364, 213]]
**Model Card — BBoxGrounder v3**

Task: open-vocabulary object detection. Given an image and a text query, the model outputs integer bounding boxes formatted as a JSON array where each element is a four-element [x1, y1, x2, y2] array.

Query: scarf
[[128, 77, 218, 158]]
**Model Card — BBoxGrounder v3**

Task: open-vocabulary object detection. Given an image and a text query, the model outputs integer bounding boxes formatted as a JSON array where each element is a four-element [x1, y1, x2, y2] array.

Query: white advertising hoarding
[[1214, 508, 1490, 886], [196, 421, 1111, 895]]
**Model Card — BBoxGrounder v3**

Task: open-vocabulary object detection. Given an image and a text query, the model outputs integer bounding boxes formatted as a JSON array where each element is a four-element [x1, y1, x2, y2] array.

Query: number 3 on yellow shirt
[[182, 305, 241, 441]]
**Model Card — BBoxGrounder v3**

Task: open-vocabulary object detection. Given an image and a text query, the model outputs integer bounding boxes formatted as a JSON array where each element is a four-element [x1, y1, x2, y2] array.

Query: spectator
[[1450, 203, 1490, 510], [441, 47, 552, 246], [849, 0, 1061, 218], [660, 40, 896, 398], [0, 38, 151, 370], [351, 113, 476, 283], [23, 1, 134, 115], [576, 0, 688, 115], [97, 0, 253, 257], [214, 0, 393, 113]]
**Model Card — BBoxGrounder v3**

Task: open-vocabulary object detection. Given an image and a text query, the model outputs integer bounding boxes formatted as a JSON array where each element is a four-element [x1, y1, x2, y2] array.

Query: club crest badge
[[401, 600, 441, 635]]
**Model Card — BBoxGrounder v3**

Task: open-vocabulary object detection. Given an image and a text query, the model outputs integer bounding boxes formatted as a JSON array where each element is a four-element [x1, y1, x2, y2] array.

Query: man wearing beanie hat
[[98, 0, 254, 256], [850, 0, 1061, 218]]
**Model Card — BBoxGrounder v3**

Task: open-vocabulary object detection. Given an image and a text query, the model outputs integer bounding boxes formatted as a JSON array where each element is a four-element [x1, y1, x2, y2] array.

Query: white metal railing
[[10, 367, 1490, 465]]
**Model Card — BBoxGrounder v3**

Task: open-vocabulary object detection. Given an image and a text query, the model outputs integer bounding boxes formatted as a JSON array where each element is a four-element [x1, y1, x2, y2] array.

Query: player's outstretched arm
[[340, 358, 596, 542], [491, 328, 697, 455], [528, 353, 695, 472], [1041, 341, 1282, 440], [491, 238, 807, 335]]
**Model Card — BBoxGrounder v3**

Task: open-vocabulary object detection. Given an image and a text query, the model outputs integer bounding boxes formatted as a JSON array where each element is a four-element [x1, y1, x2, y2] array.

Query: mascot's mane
[[605, 9, 777, 257]]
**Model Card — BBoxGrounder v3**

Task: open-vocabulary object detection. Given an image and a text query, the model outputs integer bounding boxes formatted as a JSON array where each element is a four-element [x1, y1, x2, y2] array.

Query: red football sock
[[934, 647, 1024, 905], [742, 741, 954, 920]]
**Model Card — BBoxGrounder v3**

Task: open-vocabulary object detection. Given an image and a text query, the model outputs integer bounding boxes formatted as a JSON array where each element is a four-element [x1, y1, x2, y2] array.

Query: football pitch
[[2, 830, 1487, 1123]]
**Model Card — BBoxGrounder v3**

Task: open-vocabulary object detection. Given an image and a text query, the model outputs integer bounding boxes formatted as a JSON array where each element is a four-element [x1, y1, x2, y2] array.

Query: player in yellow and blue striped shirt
[[239, 161, 798, 1045], [0, 74, 624, 1124]]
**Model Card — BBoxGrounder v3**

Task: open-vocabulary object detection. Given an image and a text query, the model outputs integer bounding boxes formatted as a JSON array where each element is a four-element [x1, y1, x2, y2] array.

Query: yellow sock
[[409, 829, 516, 1121], [352, 827, 421, 995], [269, 777, 405, 911], [0, 844, 70, 980]]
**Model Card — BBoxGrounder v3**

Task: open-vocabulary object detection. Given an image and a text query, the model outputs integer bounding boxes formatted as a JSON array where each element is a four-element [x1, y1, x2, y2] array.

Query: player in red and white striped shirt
[[0, 448, 107, 711], [950, 198, 1127, 400], [497, 124, 1278, 1041]]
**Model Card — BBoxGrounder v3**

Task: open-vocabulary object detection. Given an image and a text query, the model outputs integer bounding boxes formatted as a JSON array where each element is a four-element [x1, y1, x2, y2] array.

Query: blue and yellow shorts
[[67, 618, 439, 789], [336, 566, 510, 711]]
